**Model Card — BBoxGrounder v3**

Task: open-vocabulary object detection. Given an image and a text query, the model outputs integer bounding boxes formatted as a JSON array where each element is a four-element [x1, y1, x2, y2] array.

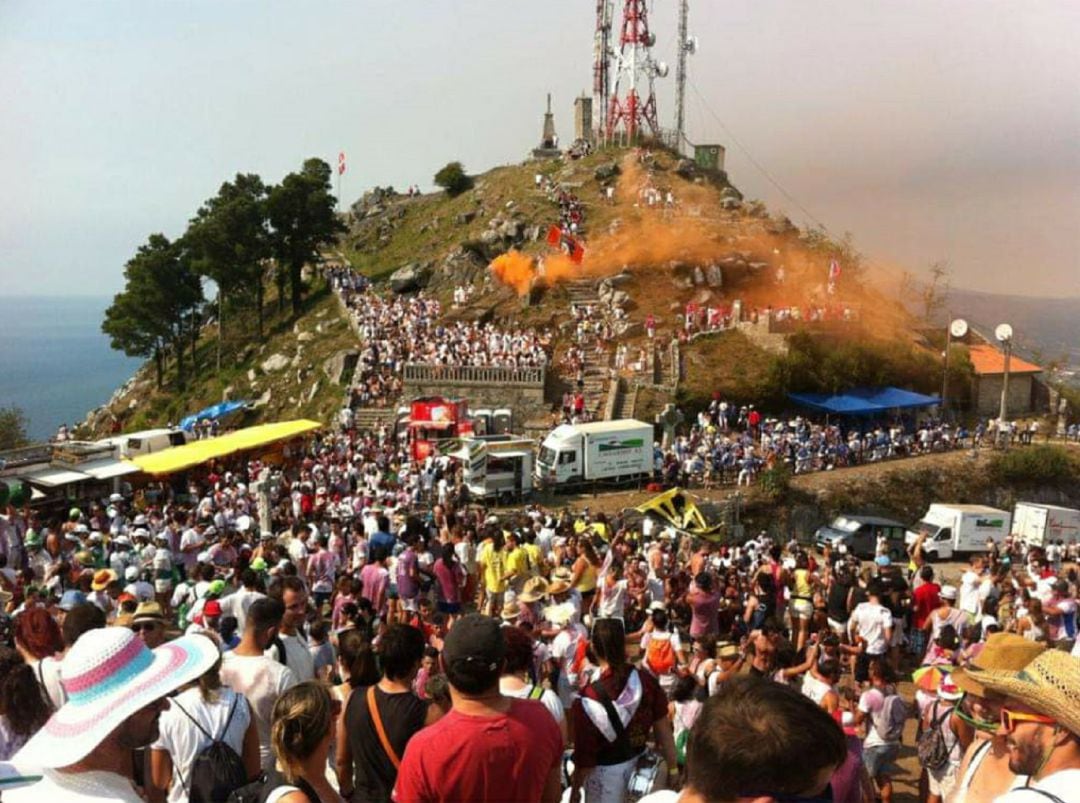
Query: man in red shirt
[[910, 565, 941, 660], [394, 615, 563, 803]]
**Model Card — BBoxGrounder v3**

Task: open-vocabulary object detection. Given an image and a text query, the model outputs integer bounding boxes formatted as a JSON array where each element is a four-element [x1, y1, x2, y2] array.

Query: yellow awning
[[132, 419, 322, 476]]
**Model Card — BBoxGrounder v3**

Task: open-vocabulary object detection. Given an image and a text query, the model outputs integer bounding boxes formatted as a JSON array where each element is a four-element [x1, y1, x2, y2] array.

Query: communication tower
[[673, 0, 698, 153], [602, 0, 668, 142]]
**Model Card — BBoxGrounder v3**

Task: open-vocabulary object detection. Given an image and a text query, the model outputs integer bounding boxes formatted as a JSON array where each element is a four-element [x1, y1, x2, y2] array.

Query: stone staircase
[[567, 279, 601, 312], [609, 377, 638, 420]]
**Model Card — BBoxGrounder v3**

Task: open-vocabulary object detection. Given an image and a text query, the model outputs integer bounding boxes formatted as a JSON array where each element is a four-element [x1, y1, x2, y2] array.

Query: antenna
[[673, 0, 694, 153], [605, 0, 667, 142]]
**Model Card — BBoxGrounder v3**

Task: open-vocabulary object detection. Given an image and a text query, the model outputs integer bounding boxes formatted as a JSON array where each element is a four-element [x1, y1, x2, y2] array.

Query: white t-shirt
[[219, 588, 266, 633], [858, 687, 901, 748], [994, 769, 1080, 803], [596, 579, 628, 619], [220, 653, 298, 770], [264, 633, 315, 682], [150, 686, 252, 803], [848, 601, 893, 654], [499, 680, 565, 727]]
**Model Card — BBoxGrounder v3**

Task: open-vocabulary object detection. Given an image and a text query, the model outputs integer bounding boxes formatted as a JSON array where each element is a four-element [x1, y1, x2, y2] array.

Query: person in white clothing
[[499, 625, 566, 741], [218, 568, 265, 634], [220, 598, 299, 771], [847, 583, 893, 683], [263, 576, 315, 682], [149, 649, 261, 802]]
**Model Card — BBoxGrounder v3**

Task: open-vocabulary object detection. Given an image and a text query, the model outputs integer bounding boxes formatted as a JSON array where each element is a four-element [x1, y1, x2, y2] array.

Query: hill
[[84, 143, 950, 436]]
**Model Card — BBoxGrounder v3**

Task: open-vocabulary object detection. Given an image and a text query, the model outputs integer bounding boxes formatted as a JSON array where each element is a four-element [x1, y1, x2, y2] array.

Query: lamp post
[[942, 319, 968, 421], [996, 323, 1014, 449]]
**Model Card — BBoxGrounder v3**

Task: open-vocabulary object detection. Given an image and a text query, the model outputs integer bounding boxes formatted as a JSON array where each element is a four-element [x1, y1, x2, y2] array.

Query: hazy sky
[[2, 1, 1078, 298]]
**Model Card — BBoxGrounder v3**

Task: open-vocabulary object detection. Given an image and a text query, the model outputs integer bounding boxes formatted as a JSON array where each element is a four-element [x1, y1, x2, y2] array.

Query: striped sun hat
[[14, 627, 217, 770]]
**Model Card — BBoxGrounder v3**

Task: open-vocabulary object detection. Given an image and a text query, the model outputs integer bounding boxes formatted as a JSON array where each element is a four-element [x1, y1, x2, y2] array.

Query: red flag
[[338, 151, 346, 176], [546, 225, 562, 246]]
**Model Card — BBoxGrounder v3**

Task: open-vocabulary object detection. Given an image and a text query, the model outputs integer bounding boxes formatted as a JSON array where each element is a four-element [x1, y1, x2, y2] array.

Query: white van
[[906, 504, 1011, 560]]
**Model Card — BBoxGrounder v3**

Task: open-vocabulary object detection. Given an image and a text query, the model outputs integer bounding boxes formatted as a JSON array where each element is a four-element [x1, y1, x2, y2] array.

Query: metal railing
[[402, 363, 546, 387]]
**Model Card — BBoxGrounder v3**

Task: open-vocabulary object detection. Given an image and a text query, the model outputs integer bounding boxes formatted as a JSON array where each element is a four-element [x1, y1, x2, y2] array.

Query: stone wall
[[974, 373, 1037, 416], [401, 364, 548, 425]]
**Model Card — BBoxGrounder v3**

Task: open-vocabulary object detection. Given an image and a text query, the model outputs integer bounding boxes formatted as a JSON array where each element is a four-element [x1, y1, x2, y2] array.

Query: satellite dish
[[949, 318, 968, 338], [995, 323, 1013, 343], [686, 36, 699, 54], [646, 32, 656, 46], [655, 61, 669, 77]]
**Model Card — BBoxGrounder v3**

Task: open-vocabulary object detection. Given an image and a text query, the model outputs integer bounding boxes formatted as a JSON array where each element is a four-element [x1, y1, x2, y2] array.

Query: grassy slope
[[87, 277, 355, 437]]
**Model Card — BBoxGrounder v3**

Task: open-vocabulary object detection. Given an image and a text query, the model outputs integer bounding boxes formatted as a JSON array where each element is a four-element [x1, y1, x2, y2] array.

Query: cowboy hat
[[967, 649, 1080, 737], [91, 569, 117, 591], [13, 627, 217, 769], [952, 632, 1046, 698], [500, 601, 520, 621], [518, 576, 550, 603]]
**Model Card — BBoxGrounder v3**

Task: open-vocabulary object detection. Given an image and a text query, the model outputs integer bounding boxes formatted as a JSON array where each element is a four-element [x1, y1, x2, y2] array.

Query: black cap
[[442, 614, 505, 671]]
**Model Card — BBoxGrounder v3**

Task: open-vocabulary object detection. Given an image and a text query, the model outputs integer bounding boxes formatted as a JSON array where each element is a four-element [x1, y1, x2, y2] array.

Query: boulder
[[497, 219, 524, 242], [720, 197, 741, 211], [261, 353, 290, 373], [222, 385, 235, 400], [247, 369, 257, 383], [705, 265, 723, 288], [674, 159, 697, 179], [322, 350, 358, 385], [389, 262, 431, 293], [525, 224, 542, 242], [594, 162, 621, 181], [455, 210, 477, 225], [296, 331, 315, 343], [479, 229, 502, 246], [611, 290, 630, 307], [692, 266, 706, 286], [307, 380, 321, 403]]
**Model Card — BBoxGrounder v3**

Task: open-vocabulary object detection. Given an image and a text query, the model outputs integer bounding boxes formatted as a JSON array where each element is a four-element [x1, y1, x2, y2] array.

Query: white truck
[[455, 437, 535, 503], [536, 419, 654, 489], [905, 503, 1012, 561], [1011, 502, 1080, 549]]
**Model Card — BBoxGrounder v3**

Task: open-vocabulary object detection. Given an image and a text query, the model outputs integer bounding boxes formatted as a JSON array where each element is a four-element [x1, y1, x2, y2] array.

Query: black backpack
[[227, 770, 318, 803], [173, 695, 250, 803]]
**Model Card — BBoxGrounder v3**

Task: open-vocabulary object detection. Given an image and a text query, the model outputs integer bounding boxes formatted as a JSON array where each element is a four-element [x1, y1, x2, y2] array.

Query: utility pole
[[996, 323, 1014, 449], [674, 0, 689, 153]]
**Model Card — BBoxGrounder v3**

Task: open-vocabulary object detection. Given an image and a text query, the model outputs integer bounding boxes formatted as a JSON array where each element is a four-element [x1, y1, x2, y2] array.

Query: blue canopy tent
[[178, 400, 249, 431], [788, 386, 940, 417]]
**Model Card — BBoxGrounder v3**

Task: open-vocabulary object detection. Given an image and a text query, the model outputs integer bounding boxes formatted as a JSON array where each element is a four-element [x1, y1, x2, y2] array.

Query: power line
[[687, 78, 831, 234]]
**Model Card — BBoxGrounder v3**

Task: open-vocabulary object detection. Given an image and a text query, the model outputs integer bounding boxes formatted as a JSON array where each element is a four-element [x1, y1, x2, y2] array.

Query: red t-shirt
[[394, 698, 562, 803], [912, 582, 942, 629]]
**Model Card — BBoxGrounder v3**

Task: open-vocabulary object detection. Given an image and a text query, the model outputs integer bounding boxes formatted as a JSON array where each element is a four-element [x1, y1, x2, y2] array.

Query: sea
[[0, 296, 143, 442]]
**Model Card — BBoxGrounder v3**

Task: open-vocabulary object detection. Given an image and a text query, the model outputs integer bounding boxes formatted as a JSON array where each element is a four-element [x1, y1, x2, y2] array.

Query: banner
[[635, 487, 726, 540]]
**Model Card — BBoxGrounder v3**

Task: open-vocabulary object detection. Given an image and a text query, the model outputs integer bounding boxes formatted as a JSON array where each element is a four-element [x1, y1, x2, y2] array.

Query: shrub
[[989, 445, 1079, 487], [434, 161, 472, 197], [759, 464, 792, 498]]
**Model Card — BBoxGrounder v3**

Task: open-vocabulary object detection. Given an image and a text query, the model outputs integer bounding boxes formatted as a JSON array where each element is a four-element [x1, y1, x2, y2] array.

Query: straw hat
[[132, 601, 167, 625], [14, 627, 217, 769], [968, 649, 1080, 737], [717, 642, 740, 660], [500, 601, 521, 621], [547, 579, 572, 596], [952, 632, 1047, 698], [551, 567, 573, 584], [518, 576, 550, 603], [91, 569, 117, 591]]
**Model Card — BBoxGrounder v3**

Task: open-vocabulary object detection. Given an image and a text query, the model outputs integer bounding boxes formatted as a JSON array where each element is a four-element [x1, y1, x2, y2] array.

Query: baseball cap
[[442, 614, 505, 672]]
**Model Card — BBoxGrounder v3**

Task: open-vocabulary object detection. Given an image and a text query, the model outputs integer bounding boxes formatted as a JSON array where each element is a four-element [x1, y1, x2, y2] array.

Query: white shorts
[[790, 599, 814, 620]]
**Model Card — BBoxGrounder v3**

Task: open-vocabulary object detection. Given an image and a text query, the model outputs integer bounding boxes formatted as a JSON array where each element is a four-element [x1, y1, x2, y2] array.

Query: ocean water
[[0, 296, 143, 441]]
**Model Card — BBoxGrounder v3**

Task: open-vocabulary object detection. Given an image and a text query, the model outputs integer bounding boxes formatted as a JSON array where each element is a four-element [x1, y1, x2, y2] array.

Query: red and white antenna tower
[[603, 0, 668, 142]]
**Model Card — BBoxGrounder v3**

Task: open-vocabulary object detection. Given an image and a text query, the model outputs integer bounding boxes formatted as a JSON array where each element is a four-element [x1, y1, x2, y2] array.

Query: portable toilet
[[472, 409, 492, 437], [493, 408, 512, 435]]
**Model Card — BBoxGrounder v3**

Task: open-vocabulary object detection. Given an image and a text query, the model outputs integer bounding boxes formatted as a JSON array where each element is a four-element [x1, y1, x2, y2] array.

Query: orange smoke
[[490, 250, 535, 295]]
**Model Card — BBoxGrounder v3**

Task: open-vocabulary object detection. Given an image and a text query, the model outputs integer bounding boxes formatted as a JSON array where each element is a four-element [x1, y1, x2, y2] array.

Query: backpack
[[645, 633, 676, 675], [270, 636, 289, 668], [173, 695, 249, 803], [527, 684, 545, 700], [871, 689, 909, 743], [227, 770, 318, 803], [916, 702, 953, 772]]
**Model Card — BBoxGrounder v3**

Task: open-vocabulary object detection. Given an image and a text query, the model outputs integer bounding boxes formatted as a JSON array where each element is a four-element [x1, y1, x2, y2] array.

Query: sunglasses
[[130, 622, 162, 633], [1000, 707, 1057, 732]]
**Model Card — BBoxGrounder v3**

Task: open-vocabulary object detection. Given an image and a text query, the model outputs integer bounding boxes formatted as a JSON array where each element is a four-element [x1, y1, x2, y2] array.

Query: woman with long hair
[[568, 619, 678, 803], [0, 647, 52, 760], [432, 541, 465, 621], [13, 607, 65, 709], [569, 538, 602, 613], [269, 681, 344, 803], [150, 637, 260, 803], [330, 628, 378, 786]]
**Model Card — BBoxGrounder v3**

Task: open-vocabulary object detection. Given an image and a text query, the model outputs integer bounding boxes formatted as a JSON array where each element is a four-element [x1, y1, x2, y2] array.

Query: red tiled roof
[[967, 343, 1042, 376]]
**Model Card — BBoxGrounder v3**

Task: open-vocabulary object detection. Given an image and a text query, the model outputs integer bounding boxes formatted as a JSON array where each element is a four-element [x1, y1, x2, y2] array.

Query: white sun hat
[[13, 627, 217, 770]]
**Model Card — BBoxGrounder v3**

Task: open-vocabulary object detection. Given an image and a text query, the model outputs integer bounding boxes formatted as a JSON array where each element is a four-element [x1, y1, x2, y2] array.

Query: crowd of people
[[335, 285, 551, 409], [1, 412, 1079, 803]]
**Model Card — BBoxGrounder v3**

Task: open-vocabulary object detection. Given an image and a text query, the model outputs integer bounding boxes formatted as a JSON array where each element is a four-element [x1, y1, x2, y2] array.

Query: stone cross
[[656, 403, 685, 450]]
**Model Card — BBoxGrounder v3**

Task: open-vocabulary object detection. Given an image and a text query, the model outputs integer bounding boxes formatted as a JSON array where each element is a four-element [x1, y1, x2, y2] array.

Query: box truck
[[905, 504, 1012, 560], [1011, 502, 1080, 548], [536, 419, 654, 489]]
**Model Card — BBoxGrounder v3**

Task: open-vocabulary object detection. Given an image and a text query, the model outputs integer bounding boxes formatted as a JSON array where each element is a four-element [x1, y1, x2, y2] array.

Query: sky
[[1, 1, 1078, 298]]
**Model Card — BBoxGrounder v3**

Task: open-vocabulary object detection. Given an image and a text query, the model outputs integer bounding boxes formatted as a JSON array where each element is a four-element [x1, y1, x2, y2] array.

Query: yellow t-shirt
[[478, 541, 507, 593], [505, 547, 529, 580], [523, 543, 543, 574], [575, 561, 598, 594]]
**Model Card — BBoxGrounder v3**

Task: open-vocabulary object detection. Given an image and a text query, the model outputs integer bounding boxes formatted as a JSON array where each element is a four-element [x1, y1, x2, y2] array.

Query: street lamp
[[942, 318, 968, 421], [996, 323, 1014, 448]]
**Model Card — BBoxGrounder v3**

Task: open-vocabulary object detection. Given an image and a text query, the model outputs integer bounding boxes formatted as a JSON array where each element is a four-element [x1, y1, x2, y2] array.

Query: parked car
[[815, 514, 908, 561]]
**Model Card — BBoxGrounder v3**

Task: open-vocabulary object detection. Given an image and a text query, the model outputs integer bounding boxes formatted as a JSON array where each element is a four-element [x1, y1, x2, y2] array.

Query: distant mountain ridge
[[943, 288, 1080, 374]]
